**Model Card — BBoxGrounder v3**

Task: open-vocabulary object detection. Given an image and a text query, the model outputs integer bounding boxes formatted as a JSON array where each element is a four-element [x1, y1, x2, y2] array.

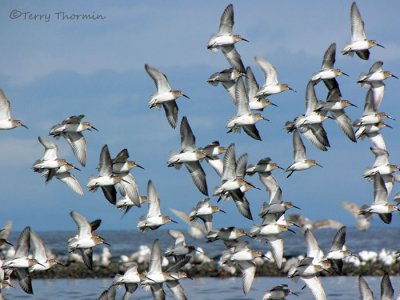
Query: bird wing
[[117, 174, 141, 207], [112, 149, 129, 164], [15, 227, 31, 258], [254, 56, 278, 86], [330, 226, 346, 251], [0, 89, 11, 120], [321, 43, 336, 70], [235, 77, 250, 115], [373, 173, 388, 205], [30, 229, 48, 263], [147, 180, 161, 217], [267, 235, 283, 269], [98, 144, 113, 176], [185, 162, 209, 196], [221, 45, 245, 73], [235, 153, 248, 178], [63, 132, 86, 167], [305, 81, 318, 115], [222, 143, 237, 181], [57, 172, 84, 196], [238, 260, 256, 295], [293, 130, 306, 161], [381, 273, 394, 300], [149, 239, 162, 274], [38, 136, 58, 160], [218, 3, 234, 34], [15, 268, 33, 294], [370, 146, 389, 167], [341, 201, 361, 217], [331, 110, 356, 142], [245, 66, 259, 102], [162, 101, 179, 129], [166, 280, 187, 300], [350, 2, 366, 42], [180, 116, 196, 151], [359, 276, 374, 300], [243, 125, 262, 141], [70, 211, 92, 239], [301, 276, 327, 300], [62, 114, 85, 124], [145, 64, 171, 93], [304, 229, 323, 261]]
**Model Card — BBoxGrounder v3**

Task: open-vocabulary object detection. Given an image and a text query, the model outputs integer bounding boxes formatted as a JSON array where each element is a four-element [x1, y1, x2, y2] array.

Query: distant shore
[[29, 259, 400, 279]]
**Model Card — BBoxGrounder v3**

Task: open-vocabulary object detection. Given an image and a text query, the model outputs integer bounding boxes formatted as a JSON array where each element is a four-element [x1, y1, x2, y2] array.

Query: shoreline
[[29, 259, 400, 279]]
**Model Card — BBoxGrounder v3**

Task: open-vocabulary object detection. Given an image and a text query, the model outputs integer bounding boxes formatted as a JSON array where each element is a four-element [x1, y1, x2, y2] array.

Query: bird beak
[[5, 240, 13, 246], [103, 241, 111, 246], [288, 228, 296, 234], [136, 164, 145, 170], [385, 124, 393, 129], [74, 166, 81, 171], [386, 114, 396, 120], [392, 74, 399, 79], [277, 165, 285, 170], [91, 126, 99, 131], [377, 43, 384, 48], [182, 94, 190, 99], [170, 219, 178, 224], [220, 209, 226, 214], [262, 116, 270, 122], [121, 177, 130, 184], [21, 124, 29, 129], [289, 87, 297, 93], [269, 101, 278, 107], [342, 72, 350, 77], [37, 262, 47, 268], [242, 38, 250, 43], [292, 205, 301, 210], [350, 103, 358, 108], [292, 223, 301, 228], [316, 163, 323, 168]]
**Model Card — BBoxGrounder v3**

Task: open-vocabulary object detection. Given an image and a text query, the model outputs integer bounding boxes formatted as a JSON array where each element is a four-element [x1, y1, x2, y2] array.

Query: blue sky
[[0, 1, 399, 231]]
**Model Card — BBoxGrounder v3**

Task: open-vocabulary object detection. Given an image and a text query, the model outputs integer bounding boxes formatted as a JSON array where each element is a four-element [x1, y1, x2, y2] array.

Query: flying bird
[[145, 64, 189, 129], [342, 2, 384, 60]]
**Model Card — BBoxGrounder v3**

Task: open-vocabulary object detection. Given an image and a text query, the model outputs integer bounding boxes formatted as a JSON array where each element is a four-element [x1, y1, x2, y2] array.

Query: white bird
[[360, 173, 399, 224], [342, 2, 384, 60], [68, 211, 108, 270], [0, 88, 28, 130], [49, 114, 97, 167], [246, 66, 277, 111], [341, 201, 371, 231], [167, 116, 209, 196], [227, 77, 267, 141], [29, 229, 62, 272], [188, 198, 225, 232], [137, 180, 177, 231], [255, 56, 295, 98], [3, 227, 39, 294], [285, 130, 322, 178], [312, 43, 349, 83], [201, 140, 226, 177], [213, 143, 255, 220], [357, 61, 397, 111], [112, 263, 143, 299], [262, 284, 297, 300], [207, 4, 247, 72], [145, 64, 189, 128], [87, 145, 124, 205], [33, 136, 83, 196], [221, 243, 264, 295]]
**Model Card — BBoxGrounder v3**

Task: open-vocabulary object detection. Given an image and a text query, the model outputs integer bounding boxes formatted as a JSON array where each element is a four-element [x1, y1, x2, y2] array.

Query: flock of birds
[[0, 2, 399, 299]]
